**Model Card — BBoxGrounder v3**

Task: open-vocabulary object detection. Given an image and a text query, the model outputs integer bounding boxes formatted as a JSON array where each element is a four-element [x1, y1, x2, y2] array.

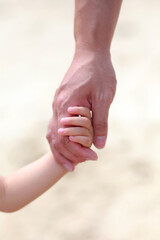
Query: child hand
[[58, 106, 93, 148]]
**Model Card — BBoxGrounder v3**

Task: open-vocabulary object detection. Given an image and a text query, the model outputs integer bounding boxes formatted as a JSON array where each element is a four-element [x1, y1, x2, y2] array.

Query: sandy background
[[0, 0, 160, 239]]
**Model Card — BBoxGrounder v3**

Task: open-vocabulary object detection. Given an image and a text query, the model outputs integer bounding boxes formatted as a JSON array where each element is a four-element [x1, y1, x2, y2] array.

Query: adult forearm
[[74, 0, 122, 52]]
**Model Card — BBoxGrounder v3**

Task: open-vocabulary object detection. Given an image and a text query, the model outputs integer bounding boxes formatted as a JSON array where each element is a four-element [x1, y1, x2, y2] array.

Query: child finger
[[68, 106, 91, 119], [69, 136, 92, 148], [61, 117, 91, 129], [58, 127, 90, 137]]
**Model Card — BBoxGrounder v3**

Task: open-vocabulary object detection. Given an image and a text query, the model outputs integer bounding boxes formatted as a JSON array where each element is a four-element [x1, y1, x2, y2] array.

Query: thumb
[[92, 100, 110, 149]]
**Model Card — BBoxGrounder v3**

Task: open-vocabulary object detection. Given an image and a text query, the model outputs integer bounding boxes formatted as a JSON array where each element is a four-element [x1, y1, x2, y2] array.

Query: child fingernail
[[58, 128, 64, 134], [68, 107, 74, 112], [61, 118, 66, 123], [69, 136, 74, 141]]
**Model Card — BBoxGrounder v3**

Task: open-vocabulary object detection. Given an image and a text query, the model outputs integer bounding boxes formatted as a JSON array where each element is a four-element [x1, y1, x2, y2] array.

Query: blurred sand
[[0, 0, 160, 239]]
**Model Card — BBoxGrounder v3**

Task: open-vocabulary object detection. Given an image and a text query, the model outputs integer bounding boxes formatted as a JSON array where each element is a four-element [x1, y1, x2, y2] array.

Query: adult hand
[[46, 48, 117, 171]]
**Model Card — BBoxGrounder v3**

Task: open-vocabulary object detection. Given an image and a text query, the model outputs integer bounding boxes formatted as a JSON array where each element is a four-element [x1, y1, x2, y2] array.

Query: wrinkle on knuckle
[[51, 137, 63, 151], [51, 138, 57, 149], [95, 92, 108, 106], [94, 121, 107, 132], [61, 136, 70, 146], [53, 90, 64, 109], [107, 89, 116, 106]]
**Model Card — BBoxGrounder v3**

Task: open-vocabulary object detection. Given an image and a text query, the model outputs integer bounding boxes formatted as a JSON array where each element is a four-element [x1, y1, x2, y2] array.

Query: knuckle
[[50, 136, 70, 152], [53, 90, 64, 109], [61, 136, 70, 146], [107, 90, 115, 106], [94, 121, 107, 131], [50, 136, 61, 151], [56, 96, 64, 108], [51, 138, 57, 149], [46, 130, 52, 142]]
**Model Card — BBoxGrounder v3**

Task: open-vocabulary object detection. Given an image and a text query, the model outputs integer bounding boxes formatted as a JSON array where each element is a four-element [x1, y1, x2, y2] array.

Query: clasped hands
[[57, 106, 95, 170], [46, 50, 117, 171]]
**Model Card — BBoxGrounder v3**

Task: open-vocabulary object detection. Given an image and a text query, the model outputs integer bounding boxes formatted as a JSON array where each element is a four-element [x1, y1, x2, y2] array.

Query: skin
[[47, 0, 122, 171], [0, 107, 93, 212]]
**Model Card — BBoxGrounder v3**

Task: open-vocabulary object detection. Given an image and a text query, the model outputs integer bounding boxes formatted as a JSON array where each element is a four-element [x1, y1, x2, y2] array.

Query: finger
[[69, 136, 92, 148], [66, 141, 98, 160], [50, 104, 96, 163], [58, 127, 90, 137], [50, 133, 87, 164], [56, 130, 95, 163], [92, 96, 110, 149], [47, 114, 83, 165], [68, 106, 91, 119], [56, 123, 95, 163], [60, 117, 91, 129]]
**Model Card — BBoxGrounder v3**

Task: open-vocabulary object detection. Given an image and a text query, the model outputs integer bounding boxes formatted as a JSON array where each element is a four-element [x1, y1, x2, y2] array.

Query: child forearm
[[0, 106, 93, 213], [0, 152, 67, 212]]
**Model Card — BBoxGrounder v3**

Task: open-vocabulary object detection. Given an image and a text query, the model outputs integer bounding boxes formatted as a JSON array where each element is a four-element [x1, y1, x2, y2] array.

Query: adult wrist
[[74, 42, 112, 65], [75, 40, 111, 56]]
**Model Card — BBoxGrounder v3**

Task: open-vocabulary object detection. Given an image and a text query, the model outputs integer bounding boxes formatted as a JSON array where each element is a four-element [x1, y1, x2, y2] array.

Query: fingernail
[[58, 128, 64, 134], [94, 136, 106, 149], [63, 163, 74, 172], [69, 136, 75, 141], [68, 107, 74, 112], [60, 118, 66, 124]]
